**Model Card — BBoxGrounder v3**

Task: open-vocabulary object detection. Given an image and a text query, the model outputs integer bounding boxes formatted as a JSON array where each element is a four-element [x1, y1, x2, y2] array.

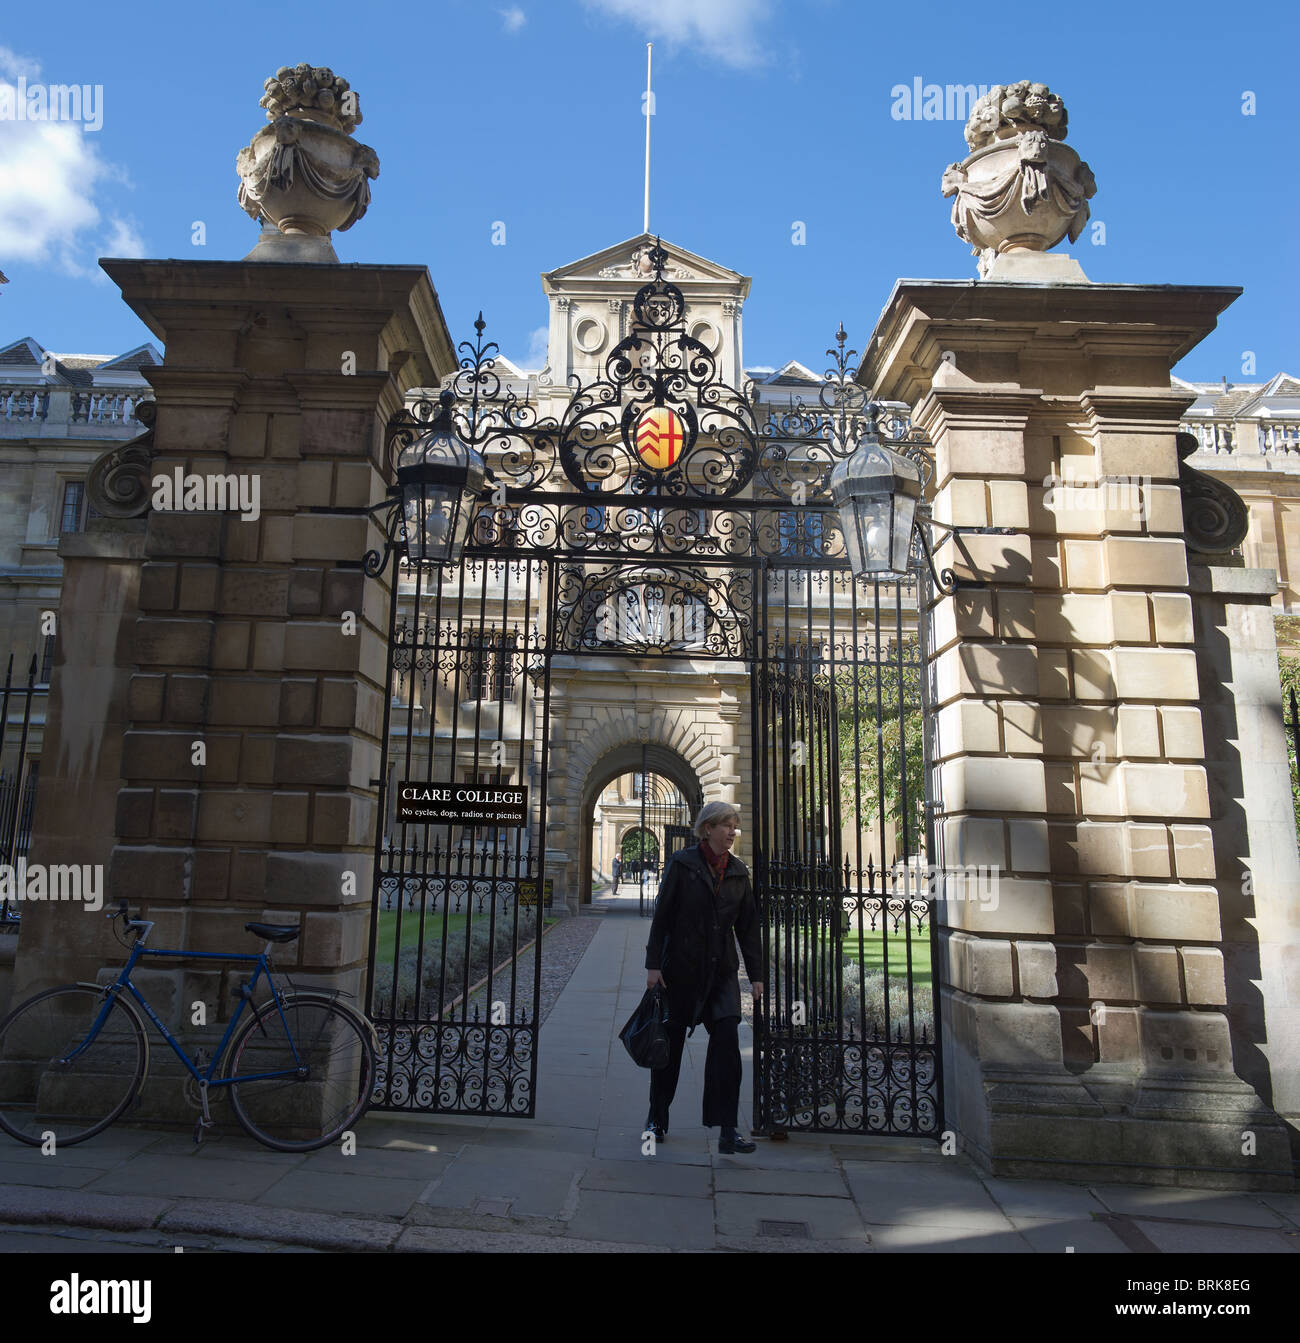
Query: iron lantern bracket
[[914, 513, 1018, 593]]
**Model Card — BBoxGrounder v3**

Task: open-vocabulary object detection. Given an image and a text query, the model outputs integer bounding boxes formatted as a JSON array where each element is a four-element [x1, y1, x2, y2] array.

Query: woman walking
[[644, 801, 764, 1154]]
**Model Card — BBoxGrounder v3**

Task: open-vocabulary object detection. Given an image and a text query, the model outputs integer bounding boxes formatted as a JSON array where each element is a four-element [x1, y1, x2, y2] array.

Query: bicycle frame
[[70, 937, 306, 1087]]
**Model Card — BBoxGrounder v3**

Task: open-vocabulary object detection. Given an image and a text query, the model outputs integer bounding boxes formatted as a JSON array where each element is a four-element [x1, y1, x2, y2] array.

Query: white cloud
[[524, 325, 549, 370], [500, 6, 526, 32], [0, 47, 144, 276], [580, 0, 775, 69]]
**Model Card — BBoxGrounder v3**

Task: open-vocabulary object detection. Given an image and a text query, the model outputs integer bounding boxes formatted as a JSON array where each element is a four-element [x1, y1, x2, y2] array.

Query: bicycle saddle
[[245, 922, 301, 943]]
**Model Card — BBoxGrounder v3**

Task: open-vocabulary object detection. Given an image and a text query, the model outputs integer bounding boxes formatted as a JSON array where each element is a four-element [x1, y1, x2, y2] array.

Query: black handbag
[[619, 984, 671, 1069]]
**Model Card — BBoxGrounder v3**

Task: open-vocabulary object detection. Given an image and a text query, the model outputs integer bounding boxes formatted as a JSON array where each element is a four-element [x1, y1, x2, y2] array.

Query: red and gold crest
[[634, 407, 684, 471]]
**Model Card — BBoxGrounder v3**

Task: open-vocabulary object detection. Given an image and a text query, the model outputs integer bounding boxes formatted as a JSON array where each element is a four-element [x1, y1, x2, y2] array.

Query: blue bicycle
[[0, 901, 376, 1152]]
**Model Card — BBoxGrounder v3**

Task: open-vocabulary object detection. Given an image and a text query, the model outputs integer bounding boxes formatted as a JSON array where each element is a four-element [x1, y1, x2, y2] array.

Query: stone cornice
[[284, 370, 393, 412], [141, 367, 251, 408], [860, 280, 1242, 406]]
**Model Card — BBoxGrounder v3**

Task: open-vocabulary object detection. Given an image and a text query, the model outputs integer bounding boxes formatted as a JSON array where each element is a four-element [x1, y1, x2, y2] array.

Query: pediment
[[543, 234, 750, 291]]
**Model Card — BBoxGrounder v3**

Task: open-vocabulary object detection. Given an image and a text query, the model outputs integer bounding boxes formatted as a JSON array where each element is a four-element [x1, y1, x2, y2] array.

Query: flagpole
[[643, 43, 652, 235]]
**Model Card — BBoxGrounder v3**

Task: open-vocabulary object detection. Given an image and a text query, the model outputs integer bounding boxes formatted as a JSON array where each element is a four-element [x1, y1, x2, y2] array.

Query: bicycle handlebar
[[108, 900, 154, 944]]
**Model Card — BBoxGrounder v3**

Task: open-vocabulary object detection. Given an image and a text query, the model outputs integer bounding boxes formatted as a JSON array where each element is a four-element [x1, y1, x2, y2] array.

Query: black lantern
[[828, 430, 923, 577], [396, 390, 487, 565]]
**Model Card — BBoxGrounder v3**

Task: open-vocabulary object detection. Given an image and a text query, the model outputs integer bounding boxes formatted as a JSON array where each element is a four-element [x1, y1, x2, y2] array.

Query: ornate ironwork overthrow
[[1177, 431, 1249, 556], [84, 400, 158, 519]]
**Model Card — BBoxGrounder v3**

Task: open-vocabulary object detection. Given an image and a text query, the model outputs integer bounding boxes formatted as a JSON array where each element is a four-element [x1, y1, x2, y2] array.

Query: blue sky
[[2, 0, 1296, 383]]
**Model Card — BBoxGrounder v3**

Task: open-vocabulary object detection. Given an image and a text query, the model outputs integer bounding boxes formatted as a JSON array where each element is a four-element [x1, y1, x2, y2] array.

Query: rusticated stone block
[[209, 678, 280, 727], [1051, 883, 1086, 935], [165, 674, 210, 723], [284, 622, 360, 673], [1104, 536, 1188, 588], [323, 570, 364, 616], [220, 570, 290, 618], [319, 679, 360, 731], [1000, 702, 1042, 756], [1159, 706, 1205, 759], [196, 791, 273, 844], [1116, 705, 1161, 758], [240, 735, 277, 785], [279, 679, 317, 727], [1095, 1004, 1140, 1064], [1082, 943, 1136, 1000], [1125, 823, 1171, 878], [1015, 941, 1057, 998], [1062, 539, 1104, 589], [108, 846, 191, 899], [1112, 648, 1199, 701], [264, 850, 364, 905], [1087, 881, 1130, 936], [178, 564, 221, 612], [939, 757, 1046, 814], [211, 621, 251, 670], [146, 511, 223, 558], [1181, 947, 1227, 1005], [1007, 818, 1049, 872], [1039, 705, 1115, 757], [138, 563, 179, 611], [260, 517, 294, 563], [271, 791, 310, 845], [1134, 944, 1181, 1004], [336, 462, 379, 508], [127, 674, 165, 722], [1170, 824, 1215, 879], [1071, 649, 1115, 700], [312, 793, 376, 848], [133, 618, 214, 668], [156, 789, 199, 840], [1120, 763, 1210, 819], [1059, 1005, 1095, 1066], [274, 734, 353, 787], [301, 909, 369, 968], [229, 849, 268, 902], [1138, 1009, 1233, 1073], [252, 621, 285, 671], [115, 789, 153, 840], [1132, 883, 1221, 940], [945, 877, 1053, 936], [122, 731, 202, 782], [1109, 592, 1151, 643], [297, 462, 333, 508], [291, 514, 367, 563], [970, 999, 1063, 1068], [288, 569, 325, 616], [1035, 592, 1110, 644], [192, 849, 230, 902], [1150, 592, 1194, 643]]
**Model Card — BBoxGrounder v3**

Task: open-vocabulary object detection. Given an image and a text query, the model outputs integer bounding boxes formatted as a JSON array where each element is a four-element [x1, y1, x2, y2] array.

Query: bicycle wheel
[[226, 995, 374, 1152], [0, 985, 148, 1147]]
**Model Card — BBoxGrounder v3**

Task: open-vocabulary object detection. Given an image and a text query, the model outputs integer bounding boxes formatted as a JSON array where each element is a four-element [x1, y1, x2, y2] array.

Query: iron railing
[[0, 655, 45, 928]]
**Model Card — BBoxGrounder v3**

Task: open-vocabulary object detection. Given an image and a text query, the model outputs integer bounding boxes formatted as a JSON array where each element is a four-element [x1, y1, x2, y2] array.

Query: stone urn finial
[[940, 81, 1096, 281], [236, 64, 379, 262]]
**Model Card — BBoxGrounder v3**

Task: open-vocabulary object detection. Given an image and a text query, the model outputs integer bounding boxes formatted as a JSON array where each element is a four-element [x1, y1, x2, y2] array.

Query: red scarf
[[699, 840, 728, 889]]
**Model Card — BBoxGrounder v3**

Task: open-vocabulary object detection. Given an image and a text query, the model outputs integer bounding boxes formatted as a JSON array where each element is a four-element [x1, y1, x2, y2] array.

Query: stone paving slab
[[579, 1158, 714, 1198], [395, 1223, 670, 1253], [256, 1169, 432, 1218], [1131, 1219, 1300, 1254], [300, 1144, 456, 1180], [714, 1166, 849, 1197], [1010, 1215, 1133, 1253], [566, 1188, 715, 1250], [84, 1153, 289, 1202], [0, 1157, 109, 1189], [477, 1122, 597, 1154], [980, 1177, 1109, 1220], [715, 1191, 867, 1242], [846, 1162, 1014, 1231], [418, 1146, 590, 1218], [1088, 1185, 1290, 1227], [864, 1222, 1032, 1252]]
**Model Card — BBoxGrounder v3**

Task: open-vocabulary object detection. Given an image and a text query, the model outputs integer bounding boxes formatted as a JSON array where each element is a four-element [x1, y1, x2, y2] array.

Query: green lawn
[[372, 908, 554, 966], [839, 929, 933, 988]]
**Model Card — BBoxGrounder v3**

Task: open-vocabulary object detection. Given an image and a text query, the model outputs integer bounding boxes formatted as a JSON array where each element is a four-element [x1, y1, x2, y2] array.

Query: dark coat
[[644, 844, 763, 1030]]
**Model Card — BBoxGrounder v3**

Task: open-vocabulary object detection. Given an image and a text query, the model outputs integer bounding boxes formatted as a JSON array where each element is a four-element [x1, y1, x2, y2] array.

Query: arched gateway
[[363, 238, 940, 1137]]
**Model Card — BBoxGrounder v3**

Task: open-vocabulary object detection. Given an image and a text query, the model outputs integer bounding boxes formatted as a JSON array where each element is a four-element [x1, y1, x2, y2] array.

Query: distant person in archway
[[644, 801, 764, 1154], [612, 856, 622, 888]]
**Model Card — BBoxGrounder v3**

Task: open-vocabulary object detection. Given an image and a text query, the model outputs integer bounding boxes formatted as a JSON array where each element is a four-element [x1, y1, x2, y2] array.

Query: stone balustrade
[[1180, 417, 1300, 457]]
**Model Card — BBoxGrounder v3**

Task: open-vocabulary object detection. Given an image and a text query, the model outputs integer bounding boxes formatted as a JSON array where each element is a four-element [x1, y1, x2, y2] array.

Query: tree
[[835, 638, 927, 859]]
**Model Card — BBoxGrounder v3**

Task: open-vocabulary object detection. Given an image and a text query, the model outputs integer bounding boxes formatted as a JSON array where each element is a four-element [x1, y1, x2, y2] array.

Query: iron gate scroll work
[[364, 242, 943, 1133]]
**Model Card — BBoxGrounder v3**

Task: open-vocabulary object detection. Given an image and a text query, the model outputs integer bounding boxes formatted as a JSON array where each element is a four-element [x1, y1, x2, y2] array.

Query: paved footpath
[[1, 910, 1298, 1254]]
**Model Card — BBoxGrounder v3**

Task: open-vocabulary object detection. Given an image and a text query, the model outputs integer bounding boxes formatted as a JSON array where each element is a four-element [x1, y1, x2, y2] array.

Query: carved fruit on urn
[[236, 64, 379, 239], [941, 81, 1096, 277]]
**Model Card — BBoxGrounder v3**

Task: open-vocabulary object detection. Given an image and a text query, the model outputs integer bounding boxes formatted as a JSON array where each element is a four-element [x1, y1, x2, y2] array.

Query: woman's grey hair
[[693, 800, 741, 839]]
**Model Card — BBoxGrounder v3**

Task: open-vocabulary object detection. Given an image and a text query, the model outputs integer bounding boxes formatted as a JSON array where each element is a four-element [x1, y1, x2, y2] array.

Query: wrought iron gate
[[364, 244, 942, 1131]]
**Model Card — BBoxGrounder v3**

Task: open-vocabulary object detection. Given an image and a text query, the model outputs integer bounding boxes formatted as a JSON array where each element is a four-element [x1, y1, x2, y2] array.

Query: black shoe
[[645, 1113, 667, 1142], [718, 1127, 756, 1154]]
